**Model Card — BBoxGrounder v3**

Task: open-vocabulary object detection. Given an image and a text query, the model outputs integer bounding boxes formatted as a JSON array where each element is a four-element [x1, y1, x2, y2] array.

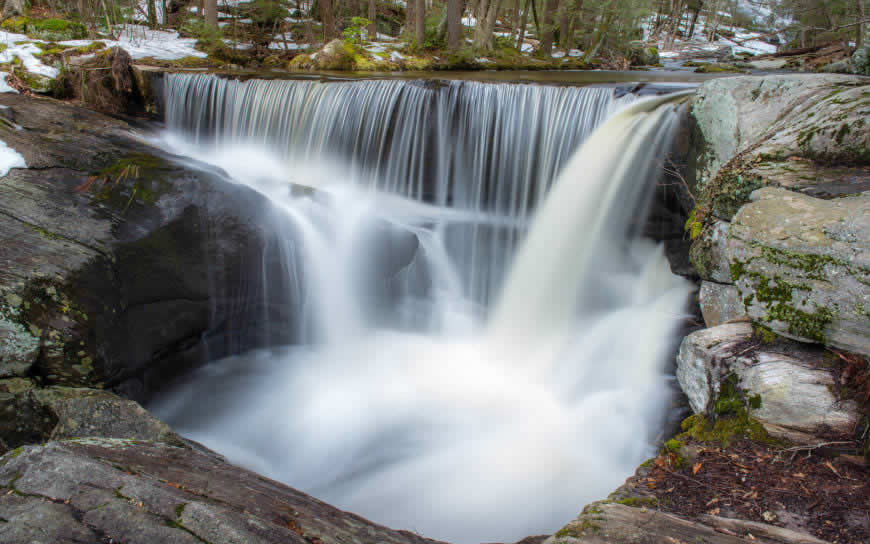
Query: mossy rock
[[1, 17, 87, 40], [314, 39, 358, 70]]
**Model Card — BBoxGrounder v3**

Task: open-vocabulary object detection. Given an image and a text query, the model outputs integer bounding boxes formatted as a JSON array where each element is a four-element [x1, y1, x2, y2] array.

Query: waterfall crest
[[152, 79, 692, 544], [164, 74, 618, 213]]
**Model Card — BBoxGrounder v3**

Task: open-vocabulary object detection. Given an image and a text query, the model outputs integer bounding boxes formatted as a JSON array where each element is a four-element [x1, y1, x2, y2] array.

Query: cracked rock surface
[[0, 438, 441, 544]]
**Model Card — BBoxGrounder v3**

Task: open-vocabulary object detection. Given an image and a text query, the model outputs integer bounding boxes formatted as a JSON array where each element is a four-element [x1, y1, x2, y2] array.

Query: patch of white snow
[[0, 139, 26, 177]]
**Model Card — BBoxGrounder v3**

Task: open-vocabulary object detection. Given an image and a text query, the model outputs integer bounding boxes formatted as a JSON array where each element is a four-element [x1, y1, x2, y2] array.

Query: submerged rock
[[676, 322, 860, 443], [0, 439, 441, 544]]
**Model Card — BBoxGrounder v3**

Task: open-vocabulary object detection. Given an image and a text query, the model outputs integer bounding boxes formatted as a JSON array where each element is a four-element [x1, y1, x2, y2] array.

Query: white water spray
[[151, 78, 692, 543]]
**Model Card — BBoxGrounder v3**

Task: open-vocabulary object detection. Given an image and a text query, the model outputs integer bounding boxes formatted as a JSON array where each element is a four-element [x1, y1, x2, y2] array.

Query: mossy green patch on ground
[[1, 17, 87, 40], [694, 63, 745, 73], [680, 412, 779, 446], [615, 497, 659, 508]]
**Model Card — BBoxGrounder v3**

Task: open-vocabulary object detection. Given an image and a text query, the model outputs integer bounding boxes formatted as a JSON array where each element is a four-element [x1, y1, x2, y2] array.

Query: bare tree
[[205, 0, 218, 26], [539, 0, 560, 54], [858, 0, 866, 47], [321, 0, 335, 40], [415, 0, 425, 46], [368, 0, 377, 39], [148, 0, 158, 26], [515, 0, 530, 48], [448, 0, 462, 51], [472, 0, 504, 50]]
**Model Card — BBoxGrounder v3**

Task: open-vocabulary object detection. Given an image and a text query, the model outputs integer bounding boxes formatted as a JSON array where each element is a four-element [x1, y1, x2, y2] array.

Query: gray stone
[[699, 281, 745, 327], [691, 75, 870, 193], [0, 316, 40, 377], [36, 388, 183, 444], [690, 220, 732, 283], [0, 93, 303, 400], [727, 188, 869, 355], [0, 383, 182, 449], [0, 439, 440, 544], [676, 322, 860, 443]]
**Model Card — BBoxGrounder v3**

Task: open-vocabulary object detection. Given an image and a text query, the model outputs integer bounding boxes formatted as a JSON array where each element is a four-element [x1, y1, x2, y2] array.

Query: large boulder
[[728, 188, 869, 354], [689, 75, 870, 221], [676, 322, 860, 443], [0, 93, 301, 402], [0, 439, 440, 544]]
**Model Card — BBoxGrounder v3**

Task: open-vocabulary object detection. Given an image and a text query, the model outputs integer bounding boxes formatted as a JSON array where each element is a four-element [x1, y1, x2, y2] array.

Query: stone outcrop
[[0, 439, 441, 544], [728, 188, 869, 354], [676, 322, 860, 443], [0, 93, 301, 402], [0, 379, 181, 452], [690, 75, 870, 201]]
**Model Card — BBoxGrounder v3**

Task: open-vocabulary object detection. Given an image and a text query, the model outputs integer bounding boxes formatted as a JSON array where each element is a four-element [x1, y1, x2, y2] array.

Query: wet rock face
[[0, 439, 442, 544], [0, 93, 301, 401], [676, 322, 860, 444]]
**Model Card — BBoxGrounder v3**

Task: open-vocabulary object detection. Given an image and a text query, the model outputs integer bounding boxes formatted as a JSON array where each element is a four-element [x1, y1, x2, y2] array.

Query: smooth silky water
[[149, 74, 693, 543]]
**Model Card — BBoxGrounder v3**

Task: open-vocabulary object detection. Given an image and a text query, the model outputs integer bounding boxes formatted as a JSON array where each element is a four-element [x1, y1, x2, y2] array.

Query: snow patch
[[0, 72, 17, 94], [0, 139, 26, 177]]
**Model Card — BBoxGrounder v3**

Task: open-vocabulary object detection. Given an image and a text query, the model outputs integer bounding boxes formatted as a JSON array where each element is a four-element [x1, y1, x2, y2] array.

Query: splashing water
[[150, 76, 692, 543]]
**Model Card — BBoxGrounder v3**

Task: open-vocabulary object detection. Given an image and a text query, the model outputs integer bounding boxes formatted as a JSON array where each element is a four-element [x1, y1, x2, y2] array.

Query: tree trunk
[[415, 0, 425, 46], [511, 0, 520, 35], [148, 0, 158, 27], [687, 4, 701, 39], [558, 0, 571, 49], [582, 0, 613, 63], [205, 0, 218, 26], [448, 0, 461, 51], [857, 0, 866, 49], [539, 0, 559, 55], [368, 0, 377, 39], [515, 0, 530, 49], [472, 0, 502, 50], [530, 0, 541, 42], [321, 0, 335, 39], [406, 0, 415, 37], [2, 0, 26, 17]]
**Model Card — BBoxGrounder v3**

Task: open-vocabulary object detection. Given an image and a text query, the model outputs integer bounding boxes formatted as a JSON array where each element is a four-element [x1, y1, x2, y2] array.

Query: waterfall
[[162, 75, 623, 307], [151, 77, 692, 544]]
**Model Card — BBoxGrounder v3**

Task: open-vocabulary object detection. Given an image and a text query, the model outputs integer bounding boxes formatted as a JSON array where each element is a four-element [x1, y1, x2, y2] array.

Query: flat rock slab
[[0, 439, 443, 544]]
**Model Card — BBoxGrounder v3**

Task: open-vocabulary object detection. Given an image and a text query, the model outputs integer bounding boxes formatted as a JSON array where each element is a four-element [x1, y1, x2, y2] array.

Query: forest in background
[[0, 0, 867, 70]]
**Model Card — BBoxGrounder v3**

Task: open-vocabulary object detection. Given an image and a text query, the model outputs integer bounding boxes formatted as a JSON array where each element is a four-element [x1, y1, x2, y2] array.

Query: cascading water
[[150, 75, 692, 543]]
